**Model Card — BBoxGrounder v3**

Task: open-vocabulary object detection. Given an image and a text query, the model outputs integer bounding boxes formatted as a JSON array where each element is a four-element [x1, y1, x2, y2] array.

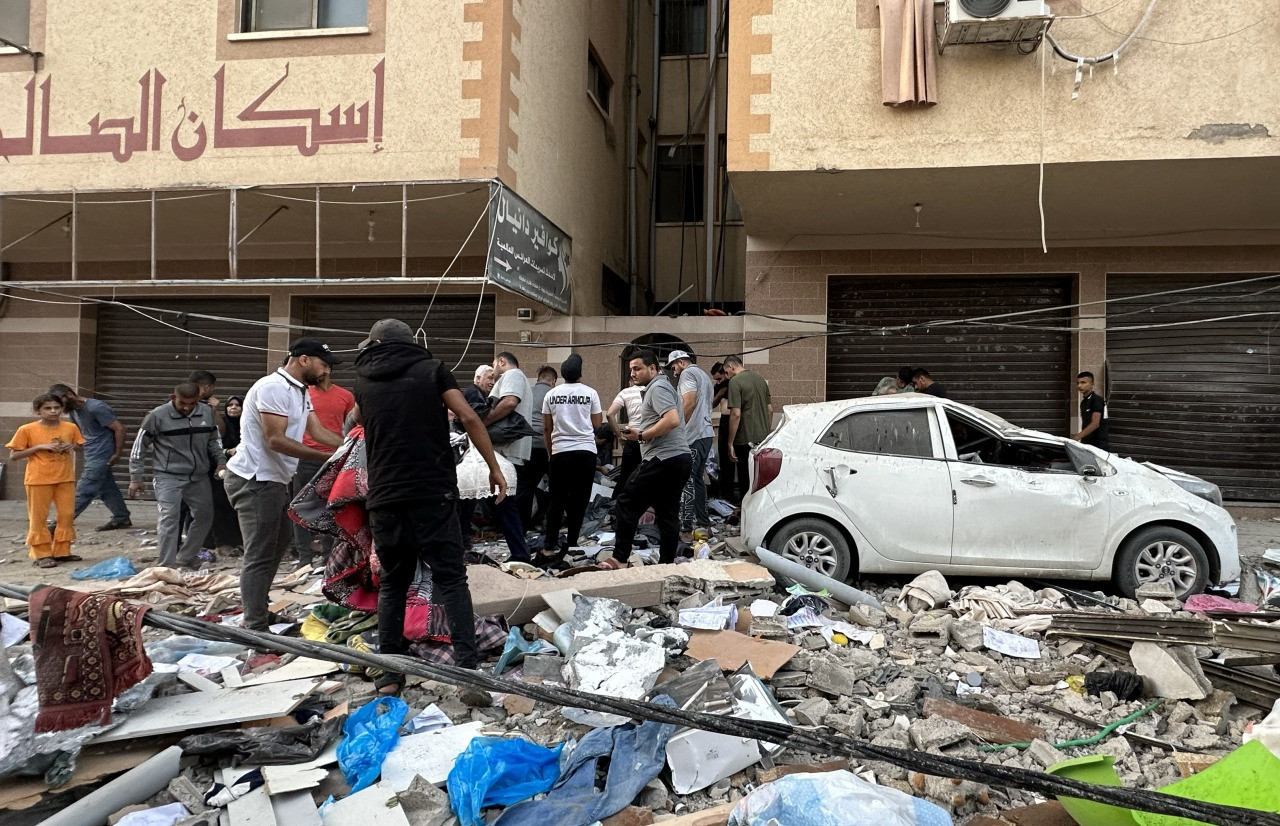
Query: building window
[[655, 143, 705, 223], [660, 0, 708, 55], [0, 0, 30, 47], [241, 0, 367, 33], [587, 46, 612, 116]]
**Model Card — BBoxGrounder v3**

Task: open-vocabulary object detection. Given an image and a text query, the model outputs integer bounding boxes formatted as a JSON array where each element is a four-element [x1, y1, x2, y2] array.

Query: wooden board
[[91, 679, 321, 744]]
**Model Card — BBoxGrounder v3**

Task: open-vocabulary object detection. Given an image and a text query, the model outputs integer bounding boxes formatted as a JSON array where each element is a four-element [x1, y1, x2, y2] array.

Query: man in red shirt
[[289, 372, 353, 568]]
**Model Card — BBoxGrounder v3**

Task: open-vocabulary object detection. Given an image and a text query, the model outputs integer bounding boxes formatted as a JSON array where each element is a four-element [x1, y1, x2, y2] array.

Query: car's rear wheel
[[768, 518, 853, 582], [1115, 526, 1209, 599]]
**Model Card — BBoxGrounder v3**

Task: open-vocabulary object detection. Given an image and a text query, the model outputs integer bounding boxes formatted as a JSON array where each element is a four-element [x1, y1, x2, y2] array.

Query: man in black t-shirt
[[353, 318, 506, 699], [911, 368, 948, 398], [1073, 371, 1109, 450]]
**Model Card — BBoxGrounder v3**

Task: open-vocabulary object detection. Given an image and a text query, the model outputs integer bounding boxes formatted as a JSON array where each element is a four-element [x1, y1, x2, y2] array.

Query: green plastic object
[[1131, 740, 1280, 826], [1045, 754, 1136, 826]]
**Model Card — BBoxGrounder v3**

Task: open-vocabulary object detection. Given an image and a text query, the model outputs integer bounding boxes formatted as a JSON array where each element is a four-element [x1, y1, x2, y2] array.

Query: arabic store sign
[[488, 186, 572, 314], [0, 60, 384, 163]]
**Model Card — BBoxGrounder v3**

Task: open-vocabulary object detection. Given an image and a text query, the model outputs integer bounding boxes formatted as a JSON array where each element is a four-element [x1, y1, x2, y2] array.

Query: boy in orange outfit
[[6, 393, 85, 567]]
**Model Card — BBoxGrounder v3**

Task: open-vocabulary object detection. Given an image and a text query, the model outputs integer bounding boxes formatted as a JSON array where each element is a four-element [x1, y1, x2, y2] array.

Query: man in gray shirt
[[604, 349, 691, 568], [127, 383, 226, 568], [668, 351, 714, 542], [483, 352, 534, 562], [50, 384, 133, 531]]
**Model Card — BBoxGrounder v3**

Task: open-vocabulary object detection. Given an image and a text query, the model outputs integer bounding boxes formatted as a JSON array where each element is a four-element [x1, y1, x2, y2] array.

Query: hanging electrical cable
[[1046, 0, 1159, 64]]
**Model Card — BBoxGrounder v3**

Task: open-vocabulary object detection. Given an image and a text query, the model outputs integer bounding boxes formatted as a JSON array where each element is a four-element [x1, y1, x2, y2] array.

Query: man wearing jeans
[[353, 318, 505, 701], [607, 350, 692, 568], [49, 384, 132, 531], [667, 351, 714, 543], [127, 383, 225, 568], [484, 352, 534, 562], [225, 340, 343, 632]]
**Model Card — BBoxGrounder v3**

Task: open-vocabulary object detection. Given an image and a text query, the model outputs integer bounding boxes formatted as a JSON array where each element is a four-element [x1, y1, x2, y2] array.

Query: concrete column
[[1073, 266, 1107, 431], [266, 290, 295, 372]]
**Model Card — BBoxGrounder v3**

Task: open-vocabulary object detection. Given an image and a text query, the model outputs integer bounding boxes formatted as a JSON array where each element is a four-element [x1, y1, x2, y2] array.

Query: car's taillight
[[752, 447, 783, 493]]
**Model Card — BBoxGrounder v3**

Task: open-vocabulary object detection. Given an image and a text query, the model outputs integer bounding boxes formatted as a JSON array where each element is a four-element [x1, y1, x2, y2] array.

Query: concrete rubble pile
[[6, 546, 1280, 825]]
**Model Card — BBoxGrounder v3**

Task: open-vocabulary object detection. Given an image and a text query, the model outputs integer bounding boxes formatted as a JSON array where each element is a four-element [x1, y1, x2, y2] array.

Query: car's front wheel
[[768, 518, 853, 582], [1115, 526, 1209, 599]]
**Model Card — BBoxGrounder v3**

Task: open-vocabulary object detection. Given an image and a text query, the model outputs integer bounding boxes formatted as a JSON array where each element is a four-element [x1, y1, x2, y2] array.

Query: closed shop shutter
[[1107, 274, 1280, 502], [94, 298, 271, 485], [302, 296, 495, 390], [826, 276, 1072, 434]]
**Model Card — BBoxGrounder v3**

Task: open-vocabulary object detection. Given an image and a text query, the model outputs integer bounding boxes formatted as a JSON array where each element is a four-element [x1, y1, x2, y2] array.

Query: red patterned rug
[[29, 586, 152, 733]]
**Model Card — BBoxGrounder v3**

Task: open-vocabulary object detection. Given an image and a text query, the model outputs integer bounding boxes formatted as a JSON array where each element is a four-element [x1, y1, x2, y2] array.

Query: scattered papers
[[982, 626, 1041, 659], [784, 607, 824, 629], [405, 703, 453, 734], [679, 597, 738, 631]]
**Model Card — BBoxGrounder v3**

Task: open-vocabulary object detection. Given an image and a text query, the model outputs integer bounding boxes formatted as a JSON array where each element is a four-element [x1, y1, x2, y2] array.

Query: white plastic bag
[[728, 770, 952, 826], [455, 444, 517, 500]]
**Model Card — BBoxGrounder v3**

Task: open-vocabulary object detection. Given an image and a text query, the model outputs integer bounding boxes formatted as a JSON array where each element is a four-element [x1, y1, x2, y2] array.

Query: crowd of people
[[6, 325, 1114, 693]]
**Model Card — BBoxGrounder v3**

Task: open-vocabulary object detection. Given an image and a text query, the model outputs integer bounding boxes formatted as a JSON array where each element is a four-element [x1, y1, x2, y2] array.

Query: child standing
[[6, 393, 85, 568]]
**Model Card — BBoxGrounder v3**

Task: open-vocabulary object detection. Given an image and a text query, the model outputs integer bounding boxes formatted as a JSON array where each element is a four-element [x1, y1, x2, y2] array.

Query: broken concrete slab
[[381, 722, 486, 789], [909, 613, 953, 647], [921, 698, 1047, 745], [908, 716, 972, 752], [322, 781, 411, 826], [396, 776, 451, 826], [806, 654, 859, 697], [91, 679, 322, 744], [468, 560, 773, 625], [1130, 642, 1213, 700]]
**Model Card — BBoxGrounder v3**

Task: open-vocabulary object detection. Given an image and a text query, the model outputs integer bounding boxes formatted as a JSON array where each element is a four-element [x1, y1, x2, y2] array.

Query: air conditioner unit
[[937, 0, 1053, 52]]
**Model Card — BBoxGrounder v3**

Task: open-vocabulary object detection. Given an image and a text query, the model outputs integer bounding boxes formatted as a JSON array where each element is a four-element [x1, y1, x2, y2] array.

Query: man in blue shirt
[[50, 384, 133, 531]]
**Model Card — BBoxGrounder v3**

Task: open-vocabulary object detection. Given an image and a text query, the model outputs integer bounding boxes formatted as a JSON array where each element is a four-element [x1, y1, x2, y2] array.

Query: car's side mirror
[[1080, 464, 1100, 480]]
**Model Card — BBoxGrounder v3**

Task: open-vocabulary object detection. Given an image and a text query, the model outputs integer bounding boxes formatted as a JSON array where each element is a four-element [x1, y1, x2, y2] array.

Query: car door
[[808, 405, 953, 565], [948, 434, 1112, 571]]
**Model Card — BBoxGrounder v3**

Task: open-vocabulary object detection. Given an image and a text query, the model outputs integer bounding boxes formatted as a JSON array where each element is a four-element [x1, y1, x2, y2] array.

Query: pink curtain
[[879, 0, 938, 107]]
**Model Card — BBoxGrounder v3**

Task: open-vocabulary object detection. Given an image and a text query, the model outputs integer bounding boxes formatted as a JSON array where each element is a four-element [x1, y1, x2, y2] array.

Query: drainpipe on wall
[[703, 0, 720, 306], [626, 0, 640, 315]]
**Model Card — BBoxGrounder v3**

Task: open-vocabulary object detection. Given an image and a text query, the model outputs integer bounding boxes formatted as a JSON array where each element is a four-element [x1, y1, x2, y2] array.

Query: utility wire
[[0, 583, 1274, 826]]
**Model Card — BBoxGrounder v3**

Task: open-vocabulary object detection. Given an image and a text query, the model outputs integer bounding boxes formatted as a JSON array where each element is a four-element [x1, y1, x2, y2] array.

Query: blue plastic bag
[[447, 736, 565, 826], [337, 696, 408, 795], [69, 556, 136, 580], [727, 770, 952, 826]]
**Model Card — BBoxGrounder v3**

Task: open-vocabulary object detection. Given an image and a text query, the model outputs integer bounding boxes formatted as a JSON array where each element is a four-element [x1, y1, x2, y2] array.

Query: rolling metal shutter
[[826, 276, 1072, 434], [1106, 274, 1280, 502], [302, 296, 496, 390], [94, 298, 271, 485]]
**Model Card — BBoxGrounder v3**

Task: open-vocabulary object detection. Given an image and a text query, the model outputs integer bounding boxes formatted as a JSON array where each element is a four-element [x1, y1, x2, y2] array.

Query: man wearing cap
[[353, 319, 506, 700], [226, 339, 344, 633], [667, 350, 714, 543]]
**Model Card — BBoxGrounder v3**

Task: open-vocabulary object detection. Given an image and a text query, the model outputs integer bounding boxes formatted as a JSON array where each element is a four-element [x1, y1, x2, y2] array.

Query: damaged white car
[[741, 394, 1239, 598]]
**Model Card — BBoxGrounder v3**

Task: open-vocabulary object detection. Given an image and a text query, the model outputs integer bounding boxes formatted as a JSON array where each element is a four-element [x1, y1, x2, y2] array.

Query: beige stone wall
[[729, 0, 1280, 174], [0, 1, 484, 191], [744, 243, 1280, 416], [506, 0, 649, 315]]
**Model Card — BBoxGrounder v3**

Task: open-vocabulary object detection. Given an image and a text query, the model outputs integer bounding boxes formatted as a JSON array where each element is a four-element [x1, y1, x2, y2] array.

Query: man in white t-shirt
[[226, 339, 343, 632], [538, 354, 602, 565], [483, 352, 534, 562], [606, 381, 644, 488], [668, 350, 714, 542]]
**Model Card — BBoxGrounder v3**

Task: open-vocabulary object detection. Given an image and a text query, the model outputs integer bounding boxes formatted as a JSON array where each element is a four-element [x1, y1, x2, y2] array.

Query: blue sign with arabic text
[[487, 185, 572, 314]]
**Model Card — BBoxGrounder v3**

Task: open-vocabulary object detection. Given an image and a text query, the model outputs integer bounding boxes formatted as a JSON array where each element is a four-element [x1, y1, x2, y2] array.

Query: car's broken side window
[[818, 409, 933, 458]]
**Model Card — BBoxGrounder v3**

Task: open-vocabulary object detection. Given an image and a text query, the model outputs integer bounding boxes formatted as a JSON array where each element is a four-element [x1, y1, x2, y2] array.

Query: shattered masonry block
[[792, 696, 832, 726], [749, 615, 790, 639], [908, 716, 972, 752], [522, 655, 567, 682], [1130, 642, 1213, 701], [806, 655, 859, 697], [908, 613, 953, 647], [950, 619, 985, 652]]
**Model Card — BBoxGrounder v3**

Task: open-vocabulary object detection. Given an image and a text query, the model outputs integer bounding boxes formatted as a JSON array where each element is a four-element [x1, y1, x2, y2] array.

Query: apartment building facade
[[726, 0, 1280, 500], [0, 0, 662, 498]]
